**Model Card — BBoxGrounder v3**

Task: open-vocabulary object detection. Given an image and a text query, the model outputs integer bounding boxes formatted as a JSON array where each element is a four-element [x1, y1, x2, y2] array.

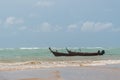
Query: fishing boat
[[66, 48, 105, 56], [49, 47, 71, 56], [49, 47, 105, 56]]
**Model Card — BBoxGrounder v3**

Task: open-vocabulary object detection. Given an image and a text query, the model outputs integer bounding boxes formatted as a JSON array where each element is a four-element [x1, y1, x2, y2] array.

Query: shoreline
[[0, 65, 120, 80]]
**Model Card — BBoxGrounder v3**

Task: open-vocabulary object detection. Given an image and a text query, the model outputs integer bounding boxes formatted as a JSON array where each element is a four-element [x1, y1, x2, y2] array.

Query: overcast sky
[[0, 0, 120, 48]]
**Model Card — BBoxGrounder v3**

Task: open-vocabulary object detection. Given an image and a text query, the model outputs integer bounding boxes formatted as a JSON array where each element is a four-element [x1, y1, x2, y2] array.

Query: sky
[[0, 0, 120, 48]]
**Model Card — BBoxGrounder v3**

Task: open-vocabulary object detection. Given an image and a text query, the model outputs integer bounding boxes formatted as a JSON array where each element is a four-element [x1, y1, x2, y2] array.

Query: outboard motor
[[101, 50, 105, 55]]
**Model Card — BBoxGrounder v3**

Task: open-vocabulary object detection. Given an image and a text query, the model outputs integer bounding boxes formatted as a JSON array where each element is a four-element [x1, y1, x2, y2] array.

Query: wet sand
[[0, 65, 120, 80]]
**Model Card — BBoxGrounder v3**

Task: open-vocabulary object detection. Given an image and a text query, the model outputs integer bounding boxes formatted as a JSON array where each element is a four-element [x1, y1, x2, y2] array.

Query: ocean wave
[[0, 48, 15, 50], [83, 60, 120, 66], [0, 47, 46, 50], [83, 47, 104, 49], [0, 60, 120, 71], [19, 47, 40, 50]]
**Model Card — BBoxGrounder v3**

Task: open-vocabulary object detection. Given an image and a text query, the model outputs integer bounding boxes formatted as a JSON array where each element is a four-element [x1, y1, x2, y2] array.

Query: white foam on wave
[[0, 48, 15, 50], [0, 60, 120, 71], [84, 47, 104, 49], [83, 60, 120, 66], [0, 61, 80, 71], [19, 47, 40, 50]]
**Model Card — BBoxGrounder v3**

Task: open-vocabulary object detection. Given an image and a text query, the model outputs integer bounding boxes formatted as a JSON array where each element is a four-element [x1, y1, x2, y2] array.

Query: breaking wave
[[19, 47, 40, 50], [0, 60, 120, 71]]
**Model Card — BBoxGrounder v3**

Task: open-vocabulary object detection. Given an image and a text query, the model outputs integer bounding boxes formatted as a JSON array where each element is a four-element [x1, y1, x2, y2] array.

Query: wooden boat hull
[[66, 48, 105, 56], [50, 51, 73, 56], [49, 47, 71, 56]]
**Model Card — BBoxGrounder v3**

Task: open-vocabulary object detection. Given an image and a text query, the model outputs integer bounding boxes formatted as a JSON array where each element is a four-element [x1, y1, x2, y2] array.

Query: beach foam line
[[81, 60, 120, 66], [0, 60, 120, 71]]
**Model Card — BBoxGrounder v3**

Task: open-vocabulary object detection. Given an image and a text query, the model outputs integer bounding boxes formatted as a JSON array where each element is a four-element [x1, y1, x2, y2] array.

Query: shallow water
[[0, 47, 120, 70]]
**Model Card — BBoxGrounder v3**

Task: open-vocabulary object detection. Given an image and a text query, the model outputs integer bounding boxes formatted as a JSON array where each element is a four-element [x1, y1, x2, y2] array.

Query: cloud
[[5, 16, 24, 25], [37, 22, 62, 32], [81, 21, 113, 32], [67, 24, 78, 31], [35, 1, 55, 7], [40, 22, 51, 32]]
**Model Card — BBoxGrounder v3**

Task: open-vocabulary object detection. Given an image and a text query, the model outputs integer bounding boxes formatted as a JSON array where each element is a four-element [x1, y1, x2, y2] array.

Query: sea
[[0, 47, 120, 70]]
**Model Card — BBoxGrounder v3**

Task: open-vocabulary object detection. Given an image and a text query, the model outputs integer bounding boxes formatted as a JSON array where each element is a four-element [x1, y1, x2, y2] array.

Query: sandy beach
[[0, 65, 120, 80]]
